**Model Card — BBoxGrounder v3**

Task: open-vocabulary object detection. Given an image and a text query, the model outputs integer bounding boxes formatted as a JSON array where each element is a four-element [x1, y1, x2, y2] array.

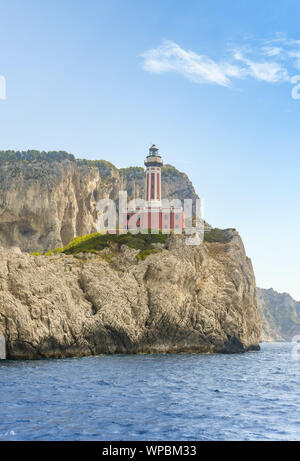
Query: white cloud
[[261, 34, 300, 70], [287, 50, 300, 70], [141, 36, 300, 88], [261, 46, 282, 57], [141, 40, 243, 87], [233, 50, 289, 83]]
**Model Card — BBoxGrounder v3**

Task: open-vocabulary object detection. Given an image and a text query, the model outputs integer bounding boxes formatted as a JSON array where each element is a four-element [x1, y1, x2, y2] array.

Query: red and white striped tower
[[144, 144, 163, 206]]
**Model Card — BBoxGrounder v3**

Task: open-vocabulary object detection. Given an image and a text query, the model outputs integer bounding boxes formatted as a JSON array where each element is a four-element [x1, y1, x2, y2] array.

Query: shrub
[[76, 159, 118, 173], [0, 150, 75, 163], [136, 248, 159, 261], [61, 231, 167, 257], [162, 164, 182, 177], [44, 247, 64, 256], [204, 228, 232, 243]]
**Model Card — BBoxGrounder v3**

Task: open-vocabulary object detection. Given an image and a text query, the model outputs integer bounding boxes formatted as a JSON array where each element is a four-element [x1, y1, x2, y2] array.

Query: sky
[[0, 0, 299, 299]]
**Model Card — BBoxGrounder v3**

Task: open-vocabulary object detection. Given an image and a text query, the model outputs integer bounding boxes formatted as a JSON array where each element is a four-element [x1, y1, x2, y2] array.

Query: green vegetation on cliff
[[204, 228, 232, 243], [0, 151, 190, 179], [36, 228, 231, 261], [0, 150, 118, 172], [44, 232, 167, 260], [76, 158, 118, 172], [119, 166, 145, 180], [0, 150, 75, 163], [162, 164, 183, 177]]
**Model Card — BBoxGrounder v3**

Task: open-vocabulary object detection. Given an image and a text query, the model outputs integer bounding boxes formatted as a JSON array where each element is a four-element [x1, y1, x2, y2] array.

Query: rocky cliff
[[0, 231, 261, 359], [258, 288, 300, 341], [0, 152, 198, 253]]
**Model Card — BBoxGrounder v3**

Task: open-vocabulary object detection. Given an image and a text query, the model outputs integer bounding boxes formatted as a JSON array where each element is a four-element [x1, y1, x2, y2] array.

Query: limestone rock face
[[0, 232, 261, 359], [0, 159, 198, 253], [0, 160, 119, 252], [258, 288, 300, 341]]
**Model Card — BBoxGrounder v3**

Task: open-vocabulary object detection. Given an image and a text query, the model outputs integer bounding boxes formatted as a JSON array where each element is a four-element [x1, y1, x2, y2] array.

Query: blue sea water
[[0, 342, 299, 441]]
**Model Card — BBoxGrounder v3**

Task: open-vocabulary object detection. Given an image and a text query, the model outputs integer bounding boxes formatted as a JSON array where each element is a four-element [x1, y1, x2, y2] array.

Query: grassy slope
[[41, 232, 167, 261], [31, 228, 231, 262]]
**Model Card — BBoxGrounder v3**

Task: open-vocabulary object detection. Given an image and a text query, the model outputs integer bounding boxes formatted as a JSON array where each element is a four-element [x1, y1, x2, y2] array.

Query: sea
[[0, 342, 299, 441]]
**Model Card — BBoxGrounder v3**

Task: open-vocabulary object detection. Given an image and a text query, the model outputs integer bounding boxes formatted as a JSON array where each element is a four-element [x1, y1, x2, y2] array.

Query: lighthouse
[[122, 145, 184, 233], [144, 144, 163, 205]]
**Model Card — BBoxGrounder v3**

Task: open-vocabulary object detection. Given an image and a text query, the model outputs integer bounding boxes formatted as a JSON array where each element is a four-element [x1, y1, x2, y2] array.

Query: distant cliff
[[258, 288, 300, 341], [0, 231, 261, 359], [0, 151, 198, 253]]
